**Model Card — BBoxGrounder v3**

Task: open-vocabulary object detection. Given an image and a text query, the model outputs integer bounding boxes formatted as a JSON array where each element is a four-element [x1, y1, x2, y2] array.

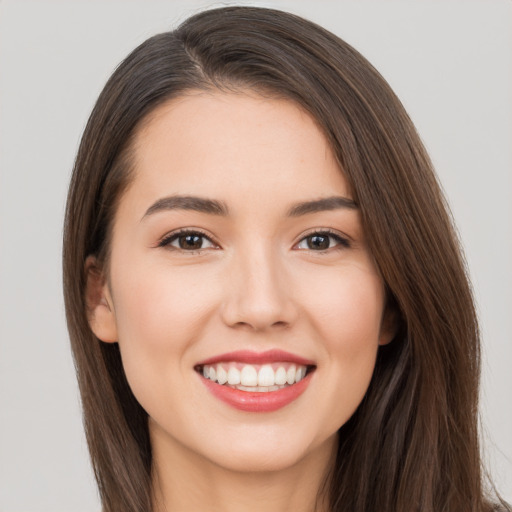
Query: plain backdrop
[[0, 1, 510, 510]]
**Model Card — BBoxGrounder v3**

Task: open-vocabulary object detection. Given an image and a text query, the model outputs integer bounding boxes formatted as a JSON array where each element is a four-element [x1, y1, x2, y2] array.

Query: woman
[[63, 6, 508, 512]]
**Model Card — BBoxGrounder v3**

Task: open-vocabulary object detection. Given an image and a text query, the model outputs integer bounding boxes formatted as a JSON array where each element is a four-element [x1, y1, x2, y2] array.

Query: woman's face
[[89, 91, 393, 474]]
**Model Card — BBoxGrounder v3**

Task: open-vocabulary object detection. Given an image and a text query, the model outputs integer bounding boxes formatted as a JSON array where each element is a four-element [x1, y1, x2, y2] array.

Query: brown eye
[[178, 234, 204, 250], [159, 230, 216, 251], [296, 231, 350, 251], [307, 234, 330, 250]]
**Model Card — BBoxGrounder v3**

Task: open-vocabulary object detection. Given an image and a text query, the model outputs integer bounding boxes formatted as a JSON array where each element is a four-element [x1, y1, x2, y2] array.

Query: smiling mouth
[[195, 362, 316, 392]]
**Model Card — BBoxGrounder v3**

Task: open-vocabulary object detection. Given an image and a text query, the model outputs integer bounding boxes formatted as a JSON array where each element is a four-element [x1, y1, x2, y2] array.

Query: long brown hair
[[63, 6, 506, 512]]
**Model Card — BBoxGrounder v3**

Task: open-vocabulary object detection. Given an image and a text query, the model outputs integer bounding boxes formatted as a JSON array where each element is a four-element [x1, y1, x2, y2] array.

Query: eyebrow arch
[[142, 194, 357, 220], [287, 196, 358, 217], [142, 195, 229, 219]]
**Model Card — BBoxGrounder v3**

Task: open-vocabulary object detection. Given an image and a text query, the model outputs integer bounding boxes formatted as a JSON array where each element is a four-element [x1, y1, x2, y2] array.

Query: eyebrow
[[142, 195, 229, 219], [142, 194, 357, 220], [286, 196, 358, 216]]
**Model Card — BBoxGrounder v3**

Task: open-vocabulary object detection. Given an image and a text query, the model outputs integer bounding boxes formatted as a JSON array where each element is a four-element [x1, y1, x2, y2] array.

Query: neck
[[151, 427, 336, 512]]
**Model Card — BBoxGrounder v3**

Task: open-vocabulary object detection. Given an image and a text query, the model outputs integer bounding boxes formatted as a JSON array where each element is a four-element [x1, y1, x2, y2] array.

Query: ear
[[378, 302, 399, 346], [85, 256, 118, 343]]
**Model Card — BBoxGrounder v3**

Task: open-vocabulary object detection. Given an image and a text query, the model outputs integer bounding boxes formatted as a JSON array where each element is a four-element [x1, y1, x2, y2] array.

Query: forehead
[[125, 90, 350, 214]]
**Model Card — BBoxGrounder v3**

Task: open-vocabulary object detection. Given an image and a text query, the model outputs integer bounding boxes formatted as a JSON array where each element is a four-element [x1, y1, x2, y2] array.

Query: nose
[[220, 245, 298, 332]]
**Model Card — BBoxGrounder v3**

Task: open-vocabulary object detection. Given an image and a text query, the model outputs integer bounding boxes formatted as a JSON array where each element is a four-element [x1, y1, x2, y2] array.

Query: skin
[[87, 90, 394, 512]]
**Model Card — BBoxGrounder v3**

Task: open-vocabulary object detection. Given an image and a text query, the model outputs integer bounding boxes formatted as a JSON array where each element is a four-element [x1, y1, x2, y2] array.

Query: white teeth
[[227, 367, 241, 385], [201, 362, 310, 390], [236, 385, 284, 392], [216, 366, 228, 385], [258, 365, 275, 386], [286, 365, 296, 385], [274, 366, 287, 385], [240, 365, 258, 386]]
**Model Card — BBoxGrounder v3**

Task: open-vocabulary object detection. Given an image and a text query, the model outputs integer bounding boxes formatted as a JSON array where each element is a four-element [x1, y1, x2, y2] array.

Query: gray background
[[0, 1, 510, 510]]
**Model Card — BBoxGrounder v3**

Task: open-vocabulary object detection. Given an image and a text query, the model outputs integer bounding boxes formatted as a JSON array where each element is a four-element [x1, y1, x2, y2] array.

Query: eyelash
[[158, 229, 218, 253], [157, 229, 351, 253], [294, 230, 351, 252]]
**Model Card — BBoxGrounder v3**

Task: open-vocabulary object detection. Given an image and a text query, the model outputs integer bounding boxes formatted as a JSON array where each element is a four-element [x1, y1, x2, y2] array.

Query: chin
[[213, 449, 302, 473], [200, 428, 337, 475]]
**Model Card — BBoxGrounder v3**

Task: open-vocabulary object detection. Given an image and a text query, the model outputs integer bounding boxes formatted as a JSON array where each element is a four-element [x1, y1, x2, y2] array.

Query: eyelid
[[155, 227, 350, 252], [293, 228, 351, 250], [157, 228, 220, 251]]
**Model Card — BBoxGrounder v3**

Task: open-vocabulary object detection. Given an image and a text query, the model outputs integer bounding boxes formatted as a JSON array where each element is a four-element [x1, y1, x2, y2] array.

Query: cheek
[[299, 265, 384, 403], [303, 265, 385, 347], [108, 261, 219, 397], [112, 258, 216, 344]]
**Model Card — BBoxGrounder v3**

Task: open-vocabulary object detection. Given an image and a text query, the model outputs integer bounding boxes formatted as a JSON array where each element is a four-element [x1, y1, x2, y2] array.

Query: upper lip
[[196, 349, 316, 367]]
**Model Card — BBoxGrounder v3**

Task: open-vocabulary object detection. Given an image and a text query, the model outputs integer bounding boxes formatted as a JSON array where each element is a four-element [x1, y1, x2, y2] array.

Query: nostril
[[271, 320, 290, 329]]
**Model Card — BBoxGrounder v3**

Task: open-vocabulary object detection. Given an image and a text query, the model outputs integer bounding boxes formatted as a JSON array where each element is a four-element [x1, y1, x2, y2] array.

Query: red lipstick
[[200, 373, 313, 412], [196, 349, 315, 367], [196, 350, 315, 413]]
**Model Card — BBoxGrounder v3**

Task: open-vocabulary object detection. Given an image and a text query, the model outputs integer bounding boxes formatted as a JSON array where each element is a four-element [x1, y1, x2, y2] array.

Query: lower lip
[[200, 372, 313, 412]]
